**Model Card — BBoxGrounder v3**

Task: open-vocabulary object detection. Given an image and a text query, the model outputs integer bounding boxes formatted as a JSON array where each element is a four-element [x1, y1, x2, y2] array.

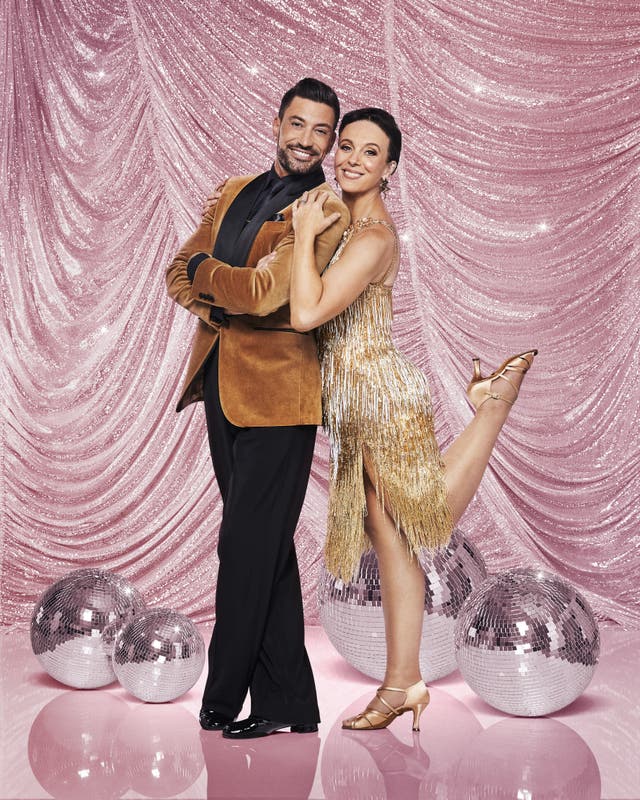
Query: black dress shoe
[[199, 707, 234, 731], [222, 715, 318, 739]]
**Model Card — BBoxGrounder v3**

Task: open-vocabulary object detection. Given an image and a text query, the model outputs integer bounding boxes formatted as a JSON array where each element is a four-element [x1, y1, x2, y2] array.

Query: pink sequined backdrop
[[2, 0, 639, 627]]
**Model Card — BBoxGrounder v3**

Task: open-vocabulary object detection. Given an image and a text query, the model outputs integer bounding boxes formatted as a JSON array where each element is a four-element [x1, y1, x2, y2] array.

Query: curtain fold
[[1, 0, 638, 626]]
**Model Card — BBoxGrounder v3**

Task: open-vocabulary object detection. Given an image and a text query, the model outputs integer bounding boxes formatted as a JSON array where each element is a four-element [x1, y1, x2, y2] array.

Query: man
[[166, 79, 349, 739]]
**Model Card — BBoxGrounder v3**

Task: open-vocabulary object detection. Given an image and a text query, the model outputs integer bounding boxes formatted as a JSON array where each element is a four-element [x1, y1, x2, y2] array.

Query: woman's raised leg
[[443, 351, 536, 523]]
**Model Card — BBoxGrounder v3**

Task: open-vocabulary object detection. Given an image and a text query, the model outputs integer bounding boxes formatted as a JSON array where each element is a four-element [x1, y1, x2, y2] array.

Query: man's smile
[[288, 146, 318, 161]]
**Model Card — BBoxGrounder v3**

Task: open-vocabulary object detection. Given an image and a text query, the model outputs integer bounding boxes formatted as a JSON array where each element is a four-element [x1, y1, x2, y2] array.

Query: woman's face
[[334, 120, 396, 195]]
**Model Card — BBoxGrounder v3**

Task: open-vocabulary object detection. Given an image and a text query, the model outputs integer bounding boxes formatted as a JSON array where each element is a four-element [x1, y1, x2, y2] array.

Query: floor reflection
[[560, 629, 640, 798], [5, 626, 637, 799], [453, 717, 601, 799], [199, 727, 320, 798], [321, 689, 601, 800], [28, 692, 203, 799], [116, 704, 204, 797], [321, 687, 482, 799]]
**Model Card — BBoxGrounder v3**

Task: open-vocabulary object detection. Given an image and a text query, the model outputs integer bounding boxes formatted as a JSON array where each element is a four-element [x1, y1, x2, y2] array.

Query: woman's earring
[[380, 176, 390, 195]]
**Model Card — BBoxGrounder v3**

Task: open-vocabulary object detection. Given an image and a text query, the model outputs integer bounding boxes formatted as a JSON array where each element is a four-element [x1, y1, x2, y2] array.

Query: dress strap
[[351, 217, 396, 234], [351, 218, 398, 286]]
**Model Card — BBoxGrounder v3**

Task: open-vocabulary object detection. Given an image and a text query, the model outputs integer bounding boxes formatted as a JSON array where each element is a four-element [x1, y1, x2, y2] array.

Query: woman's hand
[[292, 190, 341, 238], [202, 177, 228, 218]]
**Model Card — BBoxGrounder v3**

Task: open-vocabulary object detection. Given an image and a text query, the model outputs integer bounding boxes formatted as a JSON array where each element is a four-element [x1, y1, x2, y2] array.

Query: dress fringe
[[318, 219, 453, 581]]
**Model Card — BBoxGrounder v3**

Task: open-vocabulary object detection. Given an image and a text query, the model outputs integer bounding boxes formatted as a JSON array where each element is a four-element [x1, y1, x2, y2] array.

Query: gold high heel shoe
[[466, 350, 538, 411], [341, 680, 431, 732]]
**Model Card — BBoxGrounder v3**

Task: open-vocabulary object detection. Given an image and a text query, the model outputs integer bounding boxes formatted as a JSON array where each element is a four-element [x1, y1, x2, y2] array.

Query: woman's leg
[[353, 473, 425, 716], [443, 367, 530, 523], [348, 360, 534, 722]]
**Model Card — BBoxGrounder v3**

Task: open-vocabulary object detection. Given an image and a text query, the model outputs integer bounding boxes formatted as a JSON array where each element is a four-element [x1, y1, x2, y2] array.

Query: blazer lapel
[[232, 169, 326, 267], [212, 173, 268, 265]]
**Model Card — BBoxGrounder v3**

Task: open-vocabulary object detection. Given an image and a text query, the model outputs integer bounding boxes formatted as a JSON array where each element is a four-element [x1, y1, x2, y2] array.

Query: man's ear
[[329, 130, 336, 150], [273, 116, 281, 140]]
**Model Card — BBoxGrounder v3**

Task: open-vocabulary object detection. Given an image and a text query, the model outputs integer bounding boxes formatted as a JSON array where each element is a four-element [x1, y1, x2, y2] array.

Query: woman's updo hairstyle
[[338, 107, 402, 168]]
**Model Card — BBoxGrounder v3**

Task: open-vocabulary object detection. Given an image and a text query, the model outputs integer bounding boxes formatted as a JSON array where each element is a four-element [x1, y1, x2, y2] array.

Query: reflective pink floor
[[1, 624, 637, 799]]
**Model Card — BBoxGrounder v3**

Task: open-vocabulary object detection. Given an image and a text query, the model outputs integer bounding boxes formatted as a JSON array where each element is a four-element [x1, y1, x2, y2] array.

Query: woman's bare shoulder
[[349, 221, 396, 253]]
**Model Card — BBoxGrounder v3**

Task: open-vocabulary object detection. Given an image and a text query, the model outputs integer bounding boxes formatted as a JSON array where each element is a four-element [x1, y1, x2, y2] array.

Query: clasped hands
[[201, 183, 339, 277]]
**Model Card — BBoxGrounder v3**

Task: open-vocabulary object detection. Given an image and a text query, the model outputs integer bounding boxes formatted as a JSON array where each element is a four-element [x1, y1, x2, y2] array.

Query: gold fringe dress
[[317, 218, 453, 580]]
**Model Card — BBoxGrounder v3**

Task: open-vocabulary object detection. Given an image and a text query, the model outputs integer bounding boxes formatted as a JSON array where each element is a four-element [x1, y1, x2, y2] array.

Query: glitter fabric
[[319, 527, 487, 681], [318, 219, 453, 580], [2, 1, 639, 628], [454, 567, 600, 716], [30, 568, 145, 688], [113, 608, 205, 702]]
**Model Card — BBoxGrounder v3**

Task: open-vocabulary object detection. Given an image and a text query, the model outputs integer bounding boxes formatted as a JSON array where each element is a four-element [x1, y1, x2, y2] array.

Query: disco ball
[[454, 567, 600, 716], [113, 608, 205, 702], [30, 568, 146, 689], [319, 528, 487, 681]]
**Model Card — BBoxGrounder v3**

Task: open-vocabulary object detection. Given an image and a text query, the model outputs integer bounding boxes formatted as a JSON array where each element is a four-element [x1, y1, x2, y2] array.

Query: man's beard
[[276, 145, 321, 175]]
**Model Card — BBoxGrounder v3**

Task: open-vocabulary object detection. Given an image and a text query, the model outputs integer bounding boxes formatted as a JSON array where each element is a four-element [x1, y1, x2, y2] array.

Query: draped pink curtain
[[2, 0, 639, 627]]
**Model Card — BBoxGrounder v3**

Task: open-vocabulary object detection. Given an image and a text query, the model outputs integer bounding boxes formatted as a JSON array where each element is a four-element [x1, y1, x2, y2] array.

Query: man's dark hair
[[278, 78, 340, 130], [339, 107, 402, 165]]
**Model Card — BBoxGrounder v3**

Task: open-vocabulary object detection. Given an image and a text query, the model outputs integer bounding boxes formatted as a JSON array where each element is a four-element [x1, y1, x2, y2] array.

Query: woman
[[285, 108, 536, 732]]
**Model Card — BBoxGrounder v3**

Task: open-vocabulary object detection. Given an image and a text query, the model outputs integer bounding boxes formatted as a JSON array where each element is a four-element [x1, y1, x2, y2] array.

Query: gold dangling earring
[[380, 176, 390, 195]]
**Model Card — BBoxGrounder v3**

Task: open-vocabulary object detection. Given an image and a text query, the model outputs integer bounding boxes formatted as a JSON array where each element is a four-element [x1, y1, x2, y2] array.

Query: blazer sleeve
[[189, 195, 350, 317], [165, 207, 219, 327]]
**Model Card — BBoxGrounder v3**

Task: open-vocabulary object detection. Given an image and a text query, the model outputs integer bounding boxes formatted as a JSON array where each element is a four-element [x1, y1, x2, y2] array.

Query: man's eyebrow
[[288, 114, 331, 129]]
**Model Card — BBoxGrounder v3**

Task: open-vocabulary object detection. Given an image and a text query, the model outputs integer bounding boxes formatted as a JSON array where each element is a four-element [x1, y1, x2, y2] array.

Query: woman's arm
[[290, 192, 395, 332]]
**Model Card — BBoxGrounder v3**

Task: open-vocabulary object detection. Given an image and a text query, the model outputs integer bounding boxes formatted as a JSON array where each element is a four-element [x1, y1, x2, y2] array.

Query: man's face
[[272, 97, 336, 176]]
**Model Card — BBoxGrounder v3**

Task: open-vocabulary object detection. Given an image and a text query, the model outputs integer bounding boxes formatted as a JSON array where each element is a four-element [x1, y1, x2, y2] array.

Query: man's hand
[[202, 178, 228, 218], [255, 252, 277, 271]]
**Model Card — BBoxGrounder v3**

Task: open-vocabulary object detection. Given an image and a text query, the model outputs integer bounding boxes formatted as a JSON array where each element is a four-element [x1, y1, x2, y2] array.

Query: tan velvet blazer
[[166, 175, 350, 427]]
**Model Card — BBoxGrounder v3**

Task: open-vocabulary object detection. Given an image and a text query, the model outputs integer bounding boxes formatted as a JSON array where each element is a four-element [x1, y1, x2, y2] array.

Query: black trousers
[[201, 344, 319, 723]]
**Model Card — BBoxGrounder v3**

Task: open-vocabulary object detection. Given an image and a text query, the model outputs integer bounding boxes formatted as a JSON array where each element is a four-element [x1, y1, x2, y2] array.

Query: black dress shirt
[[188, 165, 326, 323]]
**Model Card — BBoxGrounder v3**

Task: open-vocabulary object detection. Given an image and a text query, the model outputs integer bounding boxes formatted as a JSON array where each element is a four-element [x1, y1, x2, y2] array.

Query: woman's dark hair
[[278, 78, 340, 130], [338, 107, 402, 165]]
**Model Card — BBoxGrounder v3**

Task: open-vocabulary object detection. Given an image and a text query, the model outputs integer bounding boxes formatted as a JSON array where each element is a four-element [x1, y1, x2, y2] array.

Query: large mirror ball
[[319, 528, 487, 681], [30, 568, 146, 689], [454, 567, 600, 716]]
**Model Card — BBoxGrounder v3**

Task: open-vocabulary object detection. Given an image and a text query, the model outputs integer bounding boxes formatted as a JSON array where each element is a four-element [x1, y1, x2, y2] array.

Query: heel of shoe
[[466, 349, 538, 411], [471, 357, 482, 382], [411, 703, 428, 732]]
